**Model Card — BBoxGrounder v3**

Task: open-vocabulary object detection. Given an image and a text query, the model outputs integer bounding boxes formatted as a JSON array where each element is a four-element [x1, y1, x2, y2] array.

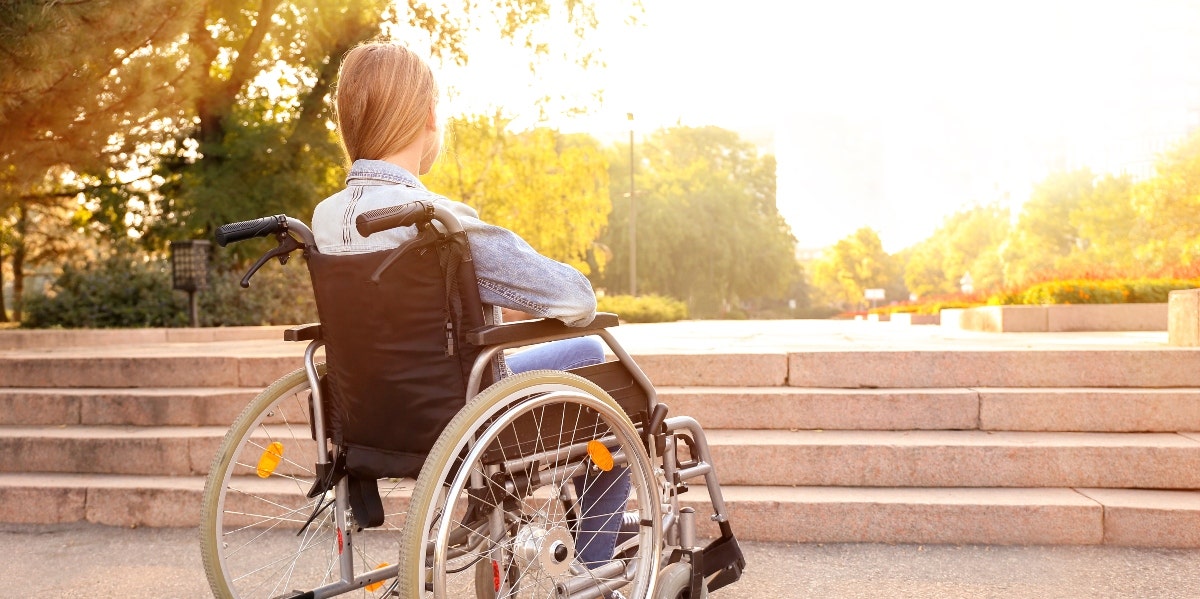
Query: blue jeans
[[506, 337, 633, 567]]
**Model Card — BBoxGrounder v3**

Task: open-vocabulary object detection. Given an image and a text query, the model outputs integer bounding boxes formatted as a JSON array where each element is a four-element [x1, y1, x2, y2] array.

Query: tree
[[1060, 173, 1139, 273], [903, 203, 1010, 298], [1131, 129, 1200, 271], [595, 125, 798, 317], [3, 0, 639, 319], [1001, 168, 1094, 284], [0, 0, 197, 319], [422, 113, 610, 274], [812, 227, 894, 308]]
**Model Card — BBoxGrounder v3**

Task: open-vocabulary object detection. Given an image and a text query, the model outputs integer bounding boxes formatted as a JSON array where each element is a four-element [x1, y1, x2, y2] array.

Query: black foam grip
[[355, 200, 433, 237], [215, 216, 285, 246]]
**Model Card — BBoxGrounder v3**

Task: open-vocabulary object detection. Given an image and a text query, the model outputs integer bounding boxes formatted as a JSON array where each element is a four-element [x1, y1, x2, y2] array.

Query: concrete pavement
[[3, 522, 1200, 598]]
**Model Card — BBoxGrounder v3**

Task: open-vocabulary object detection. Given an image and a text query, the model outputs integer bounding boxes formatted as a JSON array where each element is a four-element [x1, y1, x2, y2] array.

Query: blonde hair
[[334, 41, 438, 163]]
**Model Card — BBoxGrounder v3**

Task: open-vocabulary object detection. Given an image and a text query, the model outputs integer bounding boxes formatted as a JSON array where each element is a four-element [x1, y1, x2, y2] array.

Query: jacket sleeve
[[458, 215, 598, 327]]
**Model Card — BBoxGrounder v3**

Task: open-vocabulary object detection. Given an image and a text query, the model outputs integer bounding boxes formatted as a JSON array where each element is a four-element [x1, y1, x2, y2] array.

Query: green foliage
[[1002, 169, 1096, 284], [1014, 278, 1196, 305], [596, 126, 799, 318], [903, 203, 1010, 298], [811, 227, 899, 307], [21, 256, 185, 328], [21, 249, 317, 329], [1131, 128, 1200, 270], [200, 261, 318, 326], [597, 294, 687, 323], [424, 115, 610, 274]]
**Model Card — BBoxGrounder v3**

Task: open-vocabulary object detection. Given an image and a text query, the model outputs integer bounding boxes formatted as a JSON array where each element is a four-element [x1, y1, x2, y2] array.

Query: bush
[[22, 256, 187, 328], [1013, 278, 1196, 305], [201, 261, 317, 326], [597, 294, 688, 323], [21, 253, 318, 329]]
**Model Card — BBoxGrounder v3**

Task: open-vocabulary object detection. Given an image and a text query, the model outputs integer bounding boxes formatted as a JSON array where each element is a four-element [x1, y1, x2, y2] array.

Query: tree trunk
[[0, 243, 8, 323], [12, 203, 26, 322]]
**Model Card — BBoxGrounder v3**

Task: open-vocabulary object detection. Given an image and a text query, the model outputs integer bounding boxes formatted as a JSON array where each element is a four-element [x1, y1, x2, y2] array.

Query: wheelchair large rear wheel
[[398, 370, 662, 598], [200, 366, 409, 598]]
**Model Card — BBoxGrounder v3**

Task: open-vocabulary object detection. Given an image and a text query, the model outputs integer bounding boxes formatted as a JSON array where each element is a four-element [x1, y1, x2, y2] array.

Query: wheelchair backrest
[[305, 234, 486, 480]]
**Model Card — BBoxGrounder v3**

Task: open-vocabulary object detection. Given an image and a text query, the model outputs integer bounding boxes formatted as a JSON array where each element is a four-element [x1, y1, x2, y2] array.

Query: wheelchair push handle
[[356, 200, 435, 237], [215, 215, 287, 247]]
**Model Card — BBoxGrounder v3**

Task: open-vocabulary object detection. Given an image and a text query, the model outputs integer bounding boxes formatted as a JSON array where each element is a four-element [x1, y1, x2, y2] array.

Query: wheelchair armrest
[[467, 312, 619, 347], [284, 323, 323, 342]]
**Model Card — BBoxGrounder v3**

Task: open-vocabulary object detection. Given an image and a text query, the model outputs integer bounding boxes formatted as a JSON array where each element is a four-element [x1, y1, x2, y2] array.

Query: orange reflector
[[587, 440, 614, 472], [256, 442, 284, 478], [365, 564, 390, 592], [492, 559, 501, 592]]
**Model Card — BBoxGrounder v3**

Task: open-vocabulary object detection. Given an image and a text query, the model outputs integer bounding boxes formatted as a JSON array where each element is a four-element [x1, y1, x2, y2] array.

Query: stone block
[[979, 388, 1200, 432], [632, 353, 787, 387], [890, 313, 940, 325], [1077, 488, 1200, 548], [1169, 289, 1200, 346], [788, 349, 1200, 388], [0, 430, 198, 476], [79, 389, 258, 427], [1046, 303, 1167, 332], [659, 387, 978, 430], [0, 390, 81, 425], [0, 357, 243, 388], [683, 486, 1103, 545], [86, 484, 202, 528], [700, 429, 1200, 488], [0, 477, 86, 523], [948, 306, 1048, 332], [237, 356, 310, 387]]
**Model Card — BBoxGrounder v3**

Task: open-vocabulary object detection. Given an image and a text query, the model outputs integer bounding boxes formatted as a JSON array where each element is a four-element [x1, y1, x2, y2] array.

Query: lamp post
[[170, 240, 210, 327], [627, 112, 637, 296]]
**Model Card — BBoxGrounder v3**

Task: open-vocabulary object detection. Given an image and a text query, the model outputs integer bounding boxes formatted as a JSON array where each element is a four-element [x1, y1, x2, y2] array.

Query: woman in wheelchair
[[200, 38, 742, 599], [313, 41, 632, 573]]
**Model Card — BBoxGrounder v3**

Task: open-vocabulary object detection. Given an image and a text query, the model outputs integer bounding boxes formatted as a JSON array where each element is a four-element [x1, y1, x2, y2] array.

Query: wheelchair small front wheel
[[654, 561, 709, 599], [398, 370, 662, 598], [199, 365, 408, 599]]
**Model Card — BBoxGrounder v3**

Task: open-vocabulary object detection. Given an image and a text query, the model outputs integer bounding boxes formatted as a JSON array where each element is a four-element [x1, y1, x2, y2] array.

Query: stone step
[[6, 385, 1200, 433], [684, 486, 1200, 548], [5, 426, 1200, 489], [788, 348, 1200, 388], [3, 473, 1198, 547], [0, 425, 312, 477], [9, 346, 1200, 390], [0, 354, 302, 389], [661, 387, 1200, 432], [699, 430, 1200, 488], [0, 352, 789, 389], [0, 388, 260, 426]]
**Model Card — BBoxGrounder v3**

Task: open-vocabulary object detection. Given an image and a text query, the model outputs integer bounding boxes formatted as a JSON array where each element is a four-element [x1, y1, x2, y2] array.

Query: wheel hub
[[513, 524, 575, 577]]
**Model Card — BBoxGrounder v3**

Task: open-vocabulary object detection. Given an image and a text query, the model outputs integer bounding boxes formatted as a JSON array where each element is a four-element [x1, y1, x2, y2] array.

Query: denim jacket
[[312, 160, 597, 326]]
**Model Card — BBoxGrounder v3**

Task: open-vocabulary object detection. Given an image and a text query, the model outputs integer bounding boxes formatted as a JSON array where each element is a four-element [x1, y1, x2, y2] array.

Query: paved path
[[4, 523, 1200, 598]]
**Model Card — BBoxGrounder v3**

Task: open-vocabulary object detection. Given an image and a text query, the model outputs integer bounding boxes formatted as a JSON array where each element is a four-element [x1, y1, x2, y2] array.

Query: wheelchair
[[199, 201, 745, 599]]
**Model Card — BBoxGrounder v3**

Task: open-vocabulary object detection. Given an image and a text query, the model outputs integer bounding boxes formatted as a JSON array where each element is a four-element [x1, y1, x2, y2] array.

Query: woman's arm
[[460, 217, 598, 327]]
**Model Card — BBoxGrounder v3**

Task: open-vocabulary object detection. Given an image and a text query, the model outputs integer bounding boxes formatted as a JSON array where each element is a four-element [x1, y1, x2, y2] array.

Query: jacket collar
[[346, 159, 426, 189]]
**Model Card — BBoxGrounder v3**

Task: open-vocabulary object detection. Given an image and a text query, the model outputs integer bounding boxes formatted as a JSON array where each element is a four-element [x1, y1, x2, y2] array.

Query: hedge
[[596, 294, 688, 323]]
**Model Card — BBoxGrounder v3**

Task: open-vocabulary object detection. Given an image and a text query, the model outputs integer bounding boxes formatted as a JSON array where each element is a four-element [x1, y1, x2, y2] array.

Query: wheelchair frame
[[200, 205, 744, 599]]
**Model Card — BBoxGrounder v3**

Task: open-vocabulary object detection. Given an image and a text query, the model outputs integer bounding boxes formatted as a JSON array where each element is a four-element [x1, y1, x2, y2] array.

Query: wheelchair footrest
[[701, 522, 746, 592]]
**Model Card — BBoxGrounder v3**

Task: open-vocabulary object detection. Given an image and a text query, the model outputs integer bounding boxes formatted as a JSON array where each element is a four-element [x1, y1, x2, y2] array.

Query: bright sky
[[432, 0, 1200, 253]]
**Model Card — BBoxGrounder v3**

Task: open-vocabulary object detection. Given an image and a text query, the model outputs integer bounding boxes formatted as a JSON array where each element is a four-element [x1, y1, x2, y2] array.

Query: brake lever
[[240, 232, 304, 288]]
